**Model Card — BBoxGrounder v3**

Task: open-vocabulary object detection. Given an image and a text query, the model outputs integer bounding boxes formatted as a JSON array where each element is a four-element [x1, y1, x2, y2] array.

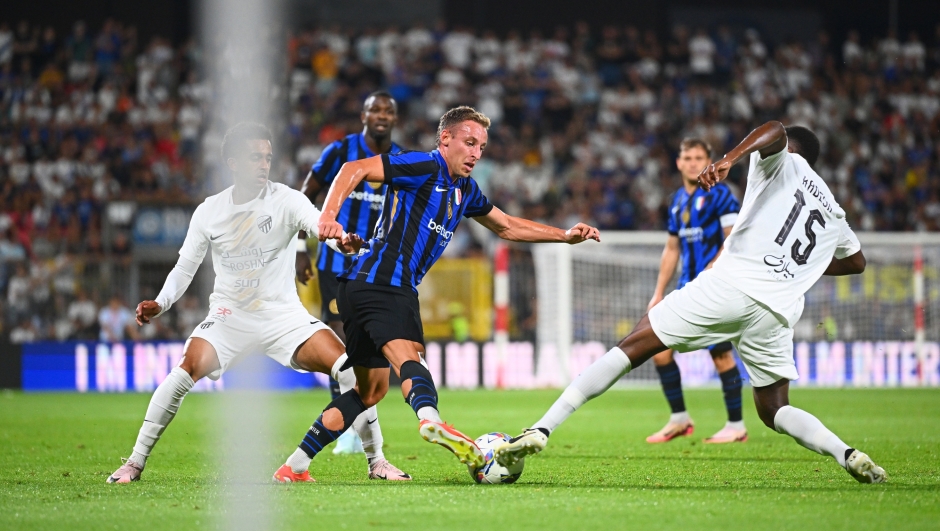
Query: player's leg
[[319, 270, 362, 454], [647, 349, 695, 443], [107, 336, 220, 483], [497, 273, 738, 467], [703, 343, 747, 443], [275, 365, 388, 483], [383, 339, 485, 468], [269, 309, 409, 481], [739, 306, 885, 483]]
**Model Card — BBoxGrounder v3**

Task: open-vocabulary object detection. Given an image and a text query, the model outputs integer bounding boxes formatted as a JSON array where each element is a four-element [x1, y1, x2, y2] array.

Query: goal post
[[531, 231, 940, 387]]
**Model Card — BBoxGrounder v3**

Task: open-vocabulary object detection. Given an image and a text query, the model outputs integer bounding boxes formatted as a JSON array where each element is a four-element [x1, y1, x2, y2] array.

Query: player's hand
[[136, 300, 161, 326], [336, 232, 364, 255], [697, 158, 733, 191], [295, 248, 313, 285], [647, 292, 664, 312], [317, 218, 344, 242], [564, 223, 601, 244]]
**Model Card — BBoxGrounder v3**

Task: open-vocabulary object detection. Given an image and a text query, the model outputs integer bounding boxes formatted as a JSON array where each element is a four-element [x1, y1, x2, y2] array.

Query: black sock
[[655, 361, 686, 414], [719, 366, 743, 422], [328, 377, 341, 401], [298, 390, 367, 459], [400, 360, 438, 417]]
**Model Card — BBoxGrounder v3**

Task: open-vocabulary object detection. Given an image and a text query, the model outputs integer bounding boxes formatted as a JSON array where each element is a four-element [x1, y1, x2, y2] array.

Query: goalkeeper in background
[[645, 138, 746, 444]]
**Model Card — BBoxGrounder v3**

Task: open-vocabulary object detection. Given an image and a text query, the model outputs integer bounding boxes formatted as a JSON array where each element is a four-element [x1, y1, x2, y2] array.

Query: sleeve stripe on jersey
[[465, 202, 494, 218], [381, 153, 440, 183]]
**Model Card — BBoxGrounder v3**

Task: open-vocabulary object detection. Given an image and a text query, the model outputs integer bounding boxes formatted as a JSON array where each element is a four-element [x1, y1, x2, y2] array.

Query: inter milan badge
[[681, 206, 691, 225], [257, 215, 273, 234]]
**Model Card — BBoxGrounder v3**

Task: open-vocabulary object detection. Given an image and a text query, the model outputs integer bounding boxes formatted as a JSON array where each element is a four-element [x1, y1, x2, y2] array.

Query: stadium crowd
[[1, 18, 939, 342]]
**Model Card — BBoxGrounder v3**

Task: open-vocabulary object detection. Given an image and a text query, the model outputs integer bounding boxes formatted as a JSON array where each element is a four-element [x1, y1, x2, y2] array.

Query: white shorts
[[189, 302, 330, 377], [648, 270, 799, 387]]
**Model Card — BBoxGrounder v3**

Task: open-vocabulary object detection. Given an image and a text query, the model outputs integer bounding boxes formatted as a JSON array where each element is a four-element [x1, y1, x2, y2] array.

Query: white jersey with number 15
[[710, 144, 860, 326]]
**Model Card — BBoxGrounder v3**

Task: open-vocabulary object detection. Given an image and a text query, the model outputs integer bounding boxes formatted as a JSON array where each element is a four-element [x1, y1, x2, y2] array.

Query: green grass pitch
[[1, 387, 939, 530]]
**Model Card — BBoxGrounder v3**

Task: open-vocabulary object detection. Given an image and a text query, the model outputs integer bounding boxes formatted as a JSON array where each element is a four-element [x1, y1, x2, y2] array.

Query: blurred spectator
[[67, 290, 98, 339], [97, 295, 136, 342], [1, 18, 939, 342]]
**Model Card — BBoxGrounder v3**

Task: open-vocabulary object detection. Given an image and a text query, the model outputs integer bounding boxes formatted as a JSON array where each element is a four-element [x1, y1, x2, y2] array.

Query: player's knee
[[322, 407, 344, 431], [358, 386, 387, 408]]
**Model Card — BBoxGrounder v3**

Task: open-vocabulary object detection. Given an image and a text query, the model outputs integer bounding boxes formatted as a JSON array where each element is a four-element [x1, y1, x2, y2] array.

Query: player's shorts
[[189, 302, 330, 377], [648, 270, 799, 388], [317, 268, 342, 323], [336, 279, 423, 370]]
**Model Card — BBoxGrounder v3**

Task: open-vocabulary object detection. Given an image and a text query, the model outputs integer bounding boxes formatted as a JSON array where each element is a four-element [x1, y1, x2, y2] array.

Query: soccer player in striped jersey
[[273, 106, 600, 477], [645, 138, 747, 445], [295, 92, 406, 466]]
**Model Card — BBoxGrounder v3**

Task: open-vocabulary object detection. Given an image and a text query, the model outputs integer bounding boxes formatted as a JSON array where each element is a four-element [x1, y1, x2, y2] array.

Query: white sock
[[416, 406, 442, 423], [670, 411, 691, 424], [725, 420, 746, 431], [286, 447, 311, 473], [335, 360, 384, 462], [534, 347, 632, 433], [774, 405, 850, 467], [129, 367, 194, 468]]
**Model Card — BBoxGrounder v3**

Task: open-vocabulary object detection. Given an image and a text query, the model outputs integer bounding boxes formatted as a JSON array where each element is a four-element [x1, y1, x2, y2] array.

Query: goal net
[[532, 232, 940, 387]]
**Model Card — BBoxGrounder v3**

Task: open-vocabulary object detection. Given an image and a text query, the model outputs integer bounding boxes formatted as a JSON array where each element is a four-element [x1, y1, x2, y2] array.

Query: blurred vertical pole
[[200, 0, 284, 528], [494, 242, 509, 389], [913, 244, 925, 384]]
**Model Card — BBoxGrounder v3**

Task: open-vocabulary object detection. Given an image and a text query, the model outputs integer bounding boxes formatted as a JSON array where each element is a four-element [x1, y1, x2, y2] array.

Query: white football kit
[[649, 145, 861, 386], [154, 181, 342, 375]]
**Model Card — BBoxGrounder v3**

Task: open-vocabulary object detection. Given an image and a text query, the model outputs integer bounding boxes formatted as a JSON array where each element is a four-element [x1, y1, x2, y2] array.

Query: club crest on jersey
[[454, 189, 462, 206], [257, 215, 273, 234], [695, 196, 706, 211]]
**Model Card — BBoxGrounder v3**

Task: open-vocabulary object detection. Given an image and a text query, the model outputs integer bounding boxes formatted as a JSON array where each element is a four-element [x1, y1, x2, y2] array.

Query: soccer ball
[[469, 432, 524, 484]]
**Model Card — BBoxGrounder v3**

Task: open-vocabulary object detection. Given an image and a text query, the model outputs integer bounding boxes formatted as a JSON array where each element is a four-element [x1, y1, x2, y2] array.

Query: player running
[[646, 138, 747, 444], [497, 121, 886, 484], [106, 122, 409, 484], [273, 106, 600, 478], [295, 91, 403, 458]]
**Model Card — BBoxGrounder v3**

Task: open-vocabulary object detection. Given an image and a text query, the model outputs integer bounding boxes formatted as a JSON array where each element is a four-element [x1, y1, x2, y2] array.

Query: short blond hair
[[437, 106, 490, 145]]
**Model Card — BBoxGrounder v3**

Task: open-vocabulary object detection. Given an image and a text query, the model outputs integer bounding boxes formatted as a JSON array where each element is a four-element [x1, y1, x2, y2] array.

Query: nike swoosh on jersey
[[434, 186, 449, 192], [209, 233, 224, 240], [367, 418, 378, 425]]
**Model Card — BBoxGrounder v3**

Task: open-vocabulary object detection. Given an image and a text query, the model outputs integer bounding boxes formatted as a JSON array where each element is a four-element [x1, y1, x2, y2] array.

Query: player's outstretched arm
[[698, 121, 787, 191], [823, 250, 866, 276], [318, 156, 385, 241], [649, 235, 680, 310], [139, 255, 201, 325], [473, 206, 600, 244]]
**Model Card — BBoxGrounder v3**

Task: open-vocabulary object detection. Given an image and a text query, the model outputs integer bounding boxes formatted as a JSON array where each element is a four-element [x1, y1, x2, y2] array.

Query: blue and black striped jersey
[[667, 182, 740, 288], [310, 133, 403, 274], [339, 149, 494, 291]]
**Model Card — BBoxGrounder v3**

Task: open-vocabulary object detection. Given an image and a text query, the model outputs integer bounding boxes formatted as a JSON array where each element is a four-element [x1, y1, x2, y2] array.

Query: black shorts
[[317, 268, 342, 323], [337, 279, 424, 369], [708, 342, 733, 355]]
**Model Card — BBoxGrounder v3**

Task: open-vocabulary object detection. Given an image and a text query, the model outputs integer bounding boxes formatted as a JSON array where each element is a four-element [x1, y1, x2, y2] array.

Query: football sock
[[129, 367, 194, 468], [533, 347, 632, 434], [328, 377, 341, 401], [399, 360, 441, 422], [773, 405, 850, 467], [335, 364, 384, 462], [669, 411, 691, 425], [655, 360, 686, 414], [296, 390, 367, 462], [718, 366, 744, 422]]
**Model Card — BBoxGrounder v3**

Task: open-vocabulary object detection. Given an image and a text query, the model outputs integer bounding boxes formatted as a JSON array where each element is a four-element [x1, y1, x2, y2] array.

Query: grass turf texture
[[1, 388, 938, 530]]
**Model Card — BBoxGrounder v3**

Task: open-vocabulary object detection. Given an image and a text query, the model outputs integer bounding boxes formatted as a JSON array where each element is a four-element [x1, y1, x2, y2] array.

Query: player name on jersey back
[[711, 148, 860, 325]]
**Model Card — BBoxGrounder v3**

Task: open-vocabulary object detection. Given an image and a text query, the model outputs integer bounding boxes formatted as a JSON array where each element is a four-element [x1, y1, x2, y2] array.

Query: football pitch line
[[1, 388, 938, 530]]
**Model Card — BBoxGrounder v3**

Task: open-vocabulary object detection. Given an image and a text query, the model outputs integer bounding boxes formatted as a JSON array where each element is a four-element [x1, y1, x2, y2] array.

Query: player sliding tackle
[[497, 121, 887, 484], [107, 122, 411, 484], [273, 106, 600, 478]]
